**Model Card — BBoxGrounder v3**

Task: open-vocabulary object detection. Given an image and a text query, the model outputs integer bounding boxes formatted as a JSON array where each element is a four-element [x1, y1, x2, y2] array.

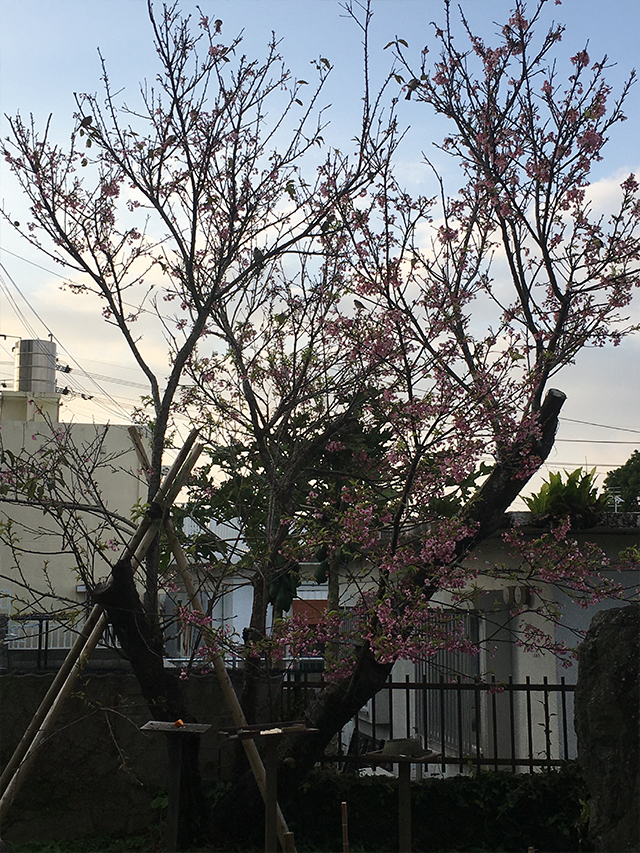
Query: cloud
[[585, 165, 640, 216]]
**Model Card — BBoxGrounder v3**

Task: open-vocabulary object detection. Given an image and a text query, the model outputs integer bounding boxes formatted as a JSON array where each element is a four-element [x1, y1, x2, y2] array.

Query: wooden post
[[397, 762, 412, 853], [219, 723, 315, 853], [361, 747, 439, 853], [140, 722, 211, 853], [264, 736, 279, 853], [341, 801, 349, 853], [163, 519, 295, 850], [165, 732, 183, 853], [130, 428, 296, 850]]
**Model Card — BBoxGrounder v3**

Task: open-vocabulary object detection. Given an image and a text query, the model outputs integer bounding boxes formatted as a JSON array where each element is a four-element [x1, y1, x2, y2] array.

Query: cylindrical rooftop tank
[[13, 339, 57, 395]]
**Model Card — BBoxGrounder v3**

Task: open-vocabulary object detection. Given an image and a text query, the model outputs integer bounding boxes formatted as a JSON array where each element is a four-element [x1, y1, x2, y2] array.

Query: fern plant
[[524, 468, 609, 528]]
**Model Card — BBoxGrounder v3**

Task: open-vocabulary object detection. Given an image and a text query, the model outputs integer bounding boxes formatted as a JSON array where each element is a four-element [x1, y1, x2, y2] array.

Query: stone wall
[[0, 672, 237, 843], [575, 603, 640, 852]]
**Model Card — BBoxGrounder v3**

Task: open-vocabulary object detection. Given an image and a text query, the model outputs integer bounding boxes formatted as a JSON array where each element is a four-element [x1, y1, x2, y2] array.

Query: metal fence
[[280, 672, 576, 773], [3, 614, 120, 669]]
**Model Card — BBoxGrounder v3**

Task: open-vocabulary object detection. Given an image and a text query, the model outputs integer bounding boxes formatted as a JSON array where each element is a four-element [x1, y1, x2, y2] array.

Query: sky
[[0, 0, 639, 504]]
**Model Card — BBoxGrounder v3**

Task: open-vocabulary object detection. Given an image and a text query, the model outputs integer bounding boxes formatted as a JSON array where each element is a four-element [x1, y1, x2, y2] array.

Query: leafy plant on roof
[[524, 468, 609, 528]]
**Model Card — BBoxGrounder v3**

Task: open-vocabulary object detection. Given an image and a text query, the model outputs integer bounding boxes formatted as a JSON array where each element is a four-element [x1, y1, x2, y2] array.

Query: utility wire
[[0, 245, 172, 324], [0, 263, 133, 420], [559, 417, 640, 435], [555, 439, 639, 445]]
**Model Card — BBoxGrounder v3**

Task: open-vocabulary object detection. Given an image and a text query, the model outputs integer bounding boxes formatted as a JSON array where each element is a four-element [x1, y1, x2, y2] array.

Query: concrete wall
[[0, 671, 238, 844]]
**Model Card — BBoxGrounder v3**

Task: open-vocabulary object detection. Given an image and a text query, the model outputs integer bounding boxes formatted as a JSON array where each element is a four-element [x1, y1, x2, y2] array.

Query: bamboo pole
[[0, 604, 104, 798], [163, 518, 294, 851], [121, 429, 201, 564], [0, 612, 108, 822], [0, 434, 202, 829]]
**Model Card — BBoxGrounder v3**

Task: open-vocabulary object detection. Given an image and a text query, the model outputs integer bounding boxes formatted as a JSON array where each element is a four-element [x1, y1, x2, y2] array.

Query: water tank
[[13, 339, 57, 395]]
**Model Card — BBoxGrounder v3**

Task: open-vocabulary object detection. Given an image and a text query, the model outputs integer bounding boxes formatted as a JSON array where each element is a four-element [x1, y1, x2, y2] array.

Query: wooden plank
[[220, 723, 316, 741], [219, 720, 306, 735], [141, 721, 211, 734]]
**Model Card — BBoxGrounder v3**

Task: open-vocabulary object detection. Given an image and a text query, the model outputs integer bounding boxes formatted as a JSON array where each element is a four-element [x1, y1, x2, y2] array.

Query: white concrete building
[[0, 340, 147, 669]]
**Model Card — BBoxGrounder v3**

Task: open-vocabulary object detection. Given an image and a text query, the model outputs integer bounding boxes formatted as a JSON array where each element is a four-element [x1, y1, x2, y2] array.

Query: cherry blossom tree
[[263, 0, 639, 789], [1, 0, 391, 690], [1, 2, 397, 836], [1, 0, 639, 836]]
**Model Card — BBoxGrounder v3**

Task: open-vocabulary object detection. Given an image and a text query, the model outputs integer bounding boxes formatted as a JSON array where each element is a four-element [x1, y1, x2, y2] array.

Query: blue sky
[[0, 0, 638, 495]]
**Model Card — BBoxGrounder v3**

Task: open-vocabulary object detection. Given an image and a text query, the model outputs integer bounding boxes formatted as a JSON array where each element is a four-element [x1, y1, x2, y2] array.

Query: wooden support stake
[[264, 736, 279, 853], [131, 428, 295, 850], [0, 612, 108, 823], [163, 519, 294, 851], [398, 762, 412, 853], [165, 732, 183, 853]]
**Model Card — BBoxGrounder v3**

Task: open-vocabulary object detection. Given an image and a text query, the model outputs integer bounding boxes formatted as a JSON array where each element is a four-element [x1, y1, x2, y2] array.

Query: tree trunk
[[283, 389, 567, 783], [210, 390, 567, 837], [93, 558, 208, 846], [280, 644, 393, 793], [241, 569, 269, 726]]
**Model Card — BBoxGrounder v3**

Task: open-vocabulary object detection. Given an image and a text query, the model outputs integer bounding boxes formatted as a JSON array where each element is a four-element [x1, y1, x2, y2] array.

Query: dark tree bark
[[93, 559, 208, 846], [209, 389, 567, 832], [93, 559, 180, 715]]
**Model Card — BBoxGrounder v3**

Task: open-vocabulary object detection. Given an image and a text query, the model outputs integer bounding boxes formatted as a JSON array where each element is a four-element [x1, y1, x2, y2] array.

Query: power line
[[559, 417, 640, 435], [0, 245, 171, 324], [0, 263, 133, 420], [555, 439, 639, 445]]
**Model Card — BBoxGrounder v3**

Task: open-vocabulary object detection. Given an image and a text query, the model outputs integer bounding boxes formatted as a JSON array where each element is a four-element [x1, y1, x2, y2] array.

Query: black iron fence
[[280, 672, 576, 773]]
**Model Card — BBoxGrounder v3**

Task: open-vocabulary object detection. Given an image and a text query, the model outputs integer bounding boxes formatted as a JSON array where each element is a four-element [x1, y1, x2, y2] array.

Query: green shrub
[[287, 764, 587, 852]]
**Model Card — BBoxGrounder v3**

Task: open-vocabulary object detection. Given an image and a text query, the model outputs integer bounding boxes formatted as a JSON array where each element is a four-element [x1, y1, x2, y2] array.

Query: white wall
[[0, 394, 148, 635]]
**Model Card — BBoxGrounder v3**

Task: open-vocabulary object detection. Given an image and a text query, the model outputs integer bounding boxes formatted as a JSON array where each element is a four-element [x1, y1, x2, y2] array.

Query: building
[[347, 514, 640, 773], [0, 340, 148, 670]]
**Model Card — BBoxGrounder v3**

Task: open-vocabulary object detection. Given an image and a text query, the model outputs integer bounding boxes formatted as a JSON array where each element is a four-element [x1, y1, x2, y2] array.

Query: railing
[[5, 616, 75, 669], [4, 614, 119, 669], [280, 672, 576, 773]]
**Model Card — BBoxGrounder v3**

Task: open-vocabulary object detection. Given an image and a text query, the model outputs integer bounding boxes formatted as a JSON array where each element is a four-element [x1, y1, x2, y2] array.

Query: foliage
[[524, 467, 609, 527], [288, 765, 587, 852], [604, 450, 640, 511]]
